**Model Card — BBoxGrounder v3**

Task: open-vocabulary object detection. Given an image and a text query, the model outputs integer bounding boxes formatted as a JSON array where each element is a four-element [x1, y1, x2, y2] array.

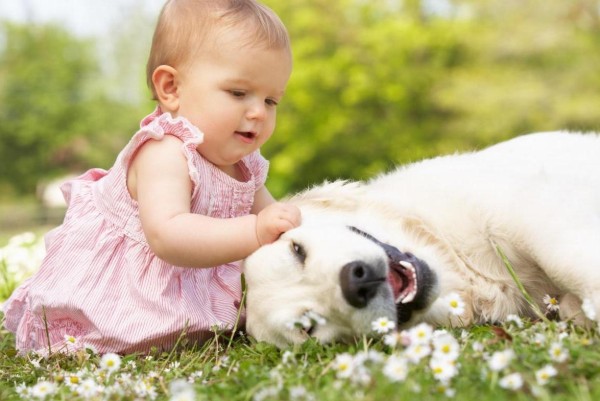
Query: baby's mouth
[[236, 131, 257, 140]]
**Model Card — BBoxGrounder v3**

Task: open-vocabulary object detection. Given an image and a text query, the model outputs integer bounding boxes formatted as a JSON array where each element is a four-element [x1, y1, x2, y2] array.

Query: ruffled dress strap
[[243, 149, 270, 191], [120, 107, 206, 197]]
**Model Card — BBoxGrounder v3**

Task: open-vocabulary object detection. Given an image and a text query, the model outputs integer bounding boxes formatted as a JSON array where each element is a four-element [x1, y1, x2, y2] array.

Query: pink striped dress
[[3, 108, 268, 354]]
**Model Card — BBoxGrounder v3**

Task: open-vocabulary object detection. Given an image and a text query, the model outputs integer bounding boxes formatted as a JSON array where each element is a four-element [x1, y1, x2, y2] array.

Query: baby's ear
[[152, 65, 180, 113]]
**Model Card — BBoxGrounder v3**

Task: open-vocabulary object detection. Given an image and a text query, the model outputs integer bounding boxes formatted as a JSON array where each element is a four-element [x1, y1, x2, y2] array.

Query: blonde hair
[[146, 0, 291, 99]]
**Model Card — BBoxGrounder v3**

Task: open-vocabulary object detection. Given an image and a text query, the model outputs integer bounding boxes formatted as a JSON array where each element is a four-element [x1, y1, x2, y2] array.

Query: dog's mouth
[[388, 259, 418, 304], [347, 226, 437, 324]]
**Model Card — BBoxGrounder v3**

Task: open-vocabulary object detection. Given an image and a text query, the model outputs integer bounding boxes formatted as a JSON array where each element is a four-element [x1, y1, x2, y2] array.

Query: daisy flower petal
[[371, 317, 395, 334]]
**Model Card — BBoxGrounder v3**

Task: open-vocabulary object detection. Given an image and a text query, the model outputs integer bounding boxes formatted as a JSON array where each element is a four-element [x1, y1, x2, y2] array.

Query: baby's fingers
[[280, 204, 302, 228]]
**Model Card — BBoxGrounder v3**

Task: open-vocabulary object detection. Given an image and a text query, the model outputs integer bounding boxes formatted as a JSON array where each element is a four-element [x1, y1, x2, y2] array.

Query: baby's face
[[174, 28, 292, 172]]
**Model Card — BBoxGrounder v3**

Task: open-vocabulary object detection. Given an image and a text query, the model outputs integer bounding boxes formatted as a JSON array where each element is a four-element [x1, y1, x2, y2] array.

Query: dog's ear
[[288, 181, 364, 212]]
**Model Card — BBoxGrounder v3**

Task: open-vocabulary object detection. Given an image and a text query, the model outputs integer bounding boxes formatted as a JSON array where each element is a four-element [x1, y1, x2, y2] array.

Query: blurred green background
[[1, 0, 600, 234]]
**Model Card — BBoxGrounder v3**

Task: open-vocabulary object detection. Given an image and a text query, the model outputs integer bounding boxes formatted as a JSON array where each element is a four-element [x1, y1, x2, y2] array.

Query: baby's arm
[[128, 135, 294, 268]]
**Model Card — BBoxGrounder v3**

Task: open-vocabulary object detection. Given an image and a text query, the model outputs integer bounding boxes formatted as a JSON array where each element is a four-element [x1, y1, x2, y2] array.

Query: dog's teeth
[[395, 288, 417, 304], [399, 261, 414, 271], [401, 290, 416, 304]]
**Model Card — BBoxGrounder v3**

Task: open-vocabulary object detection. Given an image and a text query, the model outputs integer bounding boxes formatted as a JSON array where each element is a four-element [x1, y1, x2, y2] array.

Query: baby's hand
[[255, 203, 301, 245]]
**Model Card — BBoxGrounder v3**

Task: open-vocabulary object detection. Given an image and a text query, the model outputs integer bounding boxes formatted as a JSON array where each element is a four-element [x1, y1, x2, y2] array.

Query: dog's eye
[[291, 241, 306, 262]]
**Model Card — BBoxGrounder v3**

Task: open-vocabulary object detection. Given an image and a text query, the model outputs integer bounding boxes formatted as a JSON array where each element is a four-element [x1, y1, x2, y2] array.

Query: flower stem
[[494, 244, 550, 324]]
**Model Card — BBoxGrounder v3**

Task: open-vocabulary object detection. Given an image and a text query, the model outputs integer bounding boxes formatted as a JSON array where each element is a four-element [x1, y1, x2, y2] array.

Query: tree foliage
[[0, 23, 141, 197], [1, 0, 600, 199], [263, 0, 600, 196]]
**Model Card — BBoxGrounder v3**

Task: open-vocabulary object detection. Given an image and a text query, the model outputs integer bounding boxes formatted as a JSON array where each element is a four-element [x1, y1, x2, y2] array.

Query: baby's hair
[[146, 0, 291, 100]]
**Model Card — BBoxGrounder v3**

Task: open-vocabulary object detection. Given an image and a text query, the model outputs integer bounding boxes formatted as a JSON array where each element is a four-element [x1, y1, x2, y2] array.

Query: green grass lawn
[[2, 233, 599, 401], [1, 315, 599, 401]]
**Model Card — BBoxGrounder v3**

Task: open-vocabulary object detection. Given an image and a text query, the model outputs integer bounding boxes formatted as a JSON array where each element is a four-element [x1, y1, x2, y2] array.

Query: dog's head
[[243, 223, 439, 348]]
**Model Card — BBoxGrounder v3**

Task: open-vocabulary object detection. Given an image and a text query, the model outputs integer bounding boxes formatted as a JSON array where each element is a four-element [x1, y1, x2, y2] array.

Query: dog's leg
[[526, 225, 600, 324]]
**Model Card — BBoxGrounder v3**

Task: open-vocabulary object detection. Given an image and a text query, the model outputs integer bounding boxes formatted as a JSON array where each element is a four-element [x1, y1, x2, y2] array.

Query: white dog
[[243, 132, 600, 348]]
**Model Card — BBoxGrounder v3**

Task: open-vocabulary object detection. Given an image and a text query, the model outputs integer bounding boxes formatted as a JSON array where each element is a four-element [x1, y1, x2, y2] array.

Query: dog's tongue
[[388, 260, 417, 304]]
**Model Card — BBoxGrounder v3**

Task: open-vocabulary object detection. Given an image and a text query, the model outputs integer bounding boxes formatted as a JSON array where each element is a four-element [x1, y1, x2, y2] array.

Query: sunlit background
[[1, 0, 600, 238]]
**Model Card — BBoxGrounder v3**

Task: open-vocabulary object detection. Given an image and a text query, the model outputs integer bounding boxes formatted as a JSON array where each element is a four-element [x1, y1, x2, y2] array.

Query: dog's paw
[[559, 293, 599, 327]]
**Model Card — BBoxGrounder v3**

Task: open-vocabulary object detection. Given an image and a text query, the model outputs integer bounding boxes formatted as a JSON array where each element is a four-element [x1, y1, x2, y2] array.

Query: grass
[[2, 233, 600, 401], [1, 315, 599, 401]]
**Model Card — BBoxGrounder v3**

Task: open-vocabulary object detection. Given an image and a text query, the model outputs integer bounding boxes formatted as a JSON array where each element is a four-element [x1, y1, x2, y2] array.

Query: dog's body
[[244, 132, 600, 348]]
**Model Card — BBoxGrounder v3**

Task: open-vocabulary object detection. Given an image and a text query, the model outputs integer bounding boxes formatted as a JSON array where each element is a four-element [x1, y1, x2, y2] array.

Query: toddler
[[3, 0, 301, 354]]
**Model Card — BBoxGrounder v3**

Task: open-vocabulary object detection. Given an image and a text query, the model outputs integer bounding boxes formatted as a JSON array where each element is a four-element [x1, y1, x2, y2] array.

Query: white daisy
[[170, 390, 196, 401], [281, 350, 295, 365], [169, 379, 196, 401], [354, 350, 385, 365], [488, 349, 515, 372], [15, 383, 29, 398], [535, 364, 558, 386], [332, 353, 356, 379], [383, 331, 404, 347], [187, 370, 204, 383], [289, 385, 313, 401], [405, 343, 432, 364], [286, 311, 327, 332], [371, 317, 396, 334], [543, 294, 560, 312], [382, 354, 409, 382], [65, 373, 83, 390], [100, 353, 122, 373], [84, 343, 98, 355], [432, 332, 460, 362], [29, 357, 41, 369], [133, 379, 158, 400], [442, 292, 465, 316], [30, 381, 57, 399], [253, 386, 279, 401], [471, 341, 484, 353], [350, 366, 372, 386], [63, 334, 80, 352], [77, 378, 103, 398], [505, 314, 524, 328], [499, 372, 523, 390], [549, 342, 569, 363], [533, 333, 547, 346], [429, 357, 459, 383], [406, 322, 434, 345], [434, 383, 456, 397]]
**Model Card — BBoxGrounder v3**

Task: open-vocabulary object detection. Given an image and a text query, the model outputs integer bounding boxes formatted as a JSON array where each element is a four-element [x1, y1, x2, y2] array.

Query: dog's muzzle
[[346, 226, 438, 324]]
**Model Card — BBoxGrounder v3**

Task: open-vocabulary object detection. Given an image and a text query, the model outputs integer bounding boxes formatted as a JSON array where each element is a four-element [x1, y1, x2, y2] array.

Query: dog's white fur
[[244, 132, 600, 348]]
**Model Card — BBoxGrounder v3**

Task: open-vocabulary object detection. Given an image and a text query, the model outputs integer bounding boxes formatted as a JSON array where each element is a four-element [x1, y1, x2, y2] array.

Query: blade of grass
[[494, 243, 549, 324], [226, 276, 247, 353], [42, 305, 52, 356], [159, 319, 189, 374]]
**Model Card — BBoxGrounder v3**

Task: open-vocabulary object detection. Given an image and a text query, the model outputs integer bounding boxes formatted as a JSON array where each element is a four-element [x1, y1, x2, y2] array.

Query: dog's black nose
[[340, 261, 386, 308]]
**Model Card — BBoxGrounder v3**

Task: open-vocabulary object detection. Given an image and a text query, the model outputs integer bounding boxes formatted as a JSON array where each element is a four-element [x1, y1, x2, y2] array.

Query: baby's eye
[[265, 98, 279, 107], [229, 90, 246, 98]]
